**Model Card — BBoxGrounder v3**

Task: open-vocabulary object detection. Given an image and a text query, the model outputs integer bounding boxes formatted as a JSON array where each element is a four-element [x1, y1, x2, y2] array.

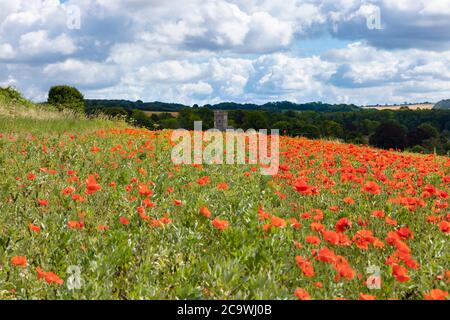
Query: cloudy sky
[[1, 0, 450, 105]]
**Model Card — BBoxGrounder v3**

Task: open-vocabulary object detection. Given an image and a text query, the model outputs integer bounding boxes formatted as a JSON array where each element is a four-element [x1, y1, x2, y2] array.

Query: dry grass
[[364, 103, 434, 110]]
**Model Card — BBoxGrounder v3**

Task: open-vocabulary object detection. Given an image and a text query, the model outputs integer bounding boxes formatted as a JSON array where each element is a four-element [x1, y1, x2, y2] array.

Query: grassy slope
[[0, 87, 448, 300], [0, 87, 126, 134]]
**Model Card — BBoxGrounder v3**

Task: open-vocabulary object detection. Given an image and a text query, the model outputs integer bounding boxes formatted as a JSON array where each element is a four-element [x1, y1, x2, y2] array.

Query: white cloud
[[43, 59, 119, 89], [19, 30, 77, 56], [181, 81, 214, 96], [0, 43, 15, 60], [0, 0, 449, 105]]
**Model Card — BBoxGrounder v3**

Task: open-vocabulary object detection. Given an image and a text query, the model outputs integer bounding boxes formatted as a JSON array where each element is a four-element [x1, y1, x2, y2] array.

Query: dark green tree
[[369, 121, 407, 149], [48, 85, 84, 113]]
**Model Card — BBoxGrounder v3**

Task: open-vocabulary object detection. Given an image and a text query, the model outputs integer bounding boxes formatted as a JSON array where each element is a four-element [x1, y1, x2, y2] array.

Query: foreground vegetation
[[0, 91, 448, 300]]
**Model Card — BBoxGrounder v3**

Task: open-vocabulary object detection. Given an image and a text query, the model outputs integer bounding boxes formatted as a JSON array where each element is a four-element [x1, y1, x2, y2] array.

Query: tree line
[[47, 85, 450, 155]]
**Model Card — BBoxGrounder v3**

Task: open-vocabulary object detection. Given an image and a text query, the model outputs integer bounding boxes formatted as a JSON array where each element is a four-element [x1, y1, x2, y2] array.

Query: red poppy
[[212, 218, 229, 231], [295, 256, 315, 277], [294, 288, 311, 300], [119, 216, 130, 225], [11, 256, 27, 267], [392, 264, 410, 282], [67, 220, 84, 229], [359, 293, 376, 300], [37, 199, 48, 206], [199, 207, 212, 219], [361, 181, 381, 195], [439, 221, 449, 233], [335, 217, 352, 233], [271, 216, 286, 228], [97, 224, 109, 231], [85, 175, 101, 195], [424, 289, 448, 300], [28, 223, 41, 233]]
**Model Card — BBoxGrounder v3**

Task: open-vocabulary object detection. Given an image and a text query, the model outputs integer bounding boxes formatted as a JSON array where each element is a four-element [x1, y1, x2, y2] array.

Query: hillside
[[0, 87, 126, 133], [433, 99, 450, 109], [1, 96, 449, 299], [85, 99, 361, 113]]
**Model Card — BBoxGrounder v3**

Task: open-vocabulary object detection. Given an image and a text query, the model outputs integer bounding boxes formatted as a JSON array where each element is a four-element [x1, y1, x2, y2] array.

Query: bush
[[369, 121, 407, 150], [48, 85, 84, 113], [0, 86, 31, 106]]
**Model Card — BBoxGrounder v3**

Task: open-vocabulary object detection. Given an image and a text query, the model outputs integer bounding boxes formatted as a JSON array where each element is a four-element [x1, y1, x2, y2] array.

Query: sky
[[1, 0, 450, 106]]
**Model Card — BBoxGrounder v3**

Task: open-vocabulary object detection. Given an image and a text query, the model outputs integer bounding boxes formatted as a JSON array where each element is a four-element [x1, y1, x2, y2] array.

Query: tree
[[418, 123, 438, 138], [369, 121, 407, 150], [272, 121, 292, 135], [322, 120, 344, 138], [242, 111, 269, 129], [48, 85, 84, 113], [407, 127, 431, 147], [130, 110, 153, 128]]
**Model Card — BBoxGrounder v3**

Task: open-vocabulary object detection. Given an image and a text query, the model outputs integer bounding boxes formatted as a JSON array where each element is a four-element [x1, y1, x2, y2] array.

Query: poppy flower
[[372, 210, 385, 218], [424, 289, 448, 300], [343, 197, 355, 205], [359, 293, 376, 300], [197, 176, 210, 185], [310, 222, 325, 232], [361, 181, 381, 195], [335, 218, 352, 233], [306, 235, 321, 245], [212, 218, 229, 231], [119, 216, 130, 225], [44, 272, 64, 285], [137, 184, 153, 196], [27, 172, 36, 181], [67, 220, 84, 230], [392, 264, 410, 282], [37, 199, 48, 206], [271, 216, 286, 228], [36, 267, 64, 285], [217, 182, 229, 190], [295, 256, 315, 277], [294, 288, 311, 300], [62, 186, 75, 195], [173, 199, 182, 206], [11, 256, 27, 267], [322, 230, 340, 245], [137, 206, 150, 220], [199, 207, 212, 219], [439, 221, 449, 233], [97, 224, 109, 231], [28, 223, 41, 233], [85, 175, 101, 195]]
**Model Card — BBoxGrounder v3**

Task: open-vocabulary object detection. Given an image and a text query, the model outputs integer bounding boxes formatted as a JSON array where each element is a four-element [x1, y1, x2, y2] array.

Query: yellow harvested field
[[364, 103, 434, 110]]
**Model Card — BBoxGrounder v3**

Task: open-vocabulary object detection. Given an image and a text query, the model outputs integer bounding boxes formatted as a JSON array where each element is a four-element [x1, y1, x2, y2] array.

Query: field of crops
[[0, 124, 449, 300]]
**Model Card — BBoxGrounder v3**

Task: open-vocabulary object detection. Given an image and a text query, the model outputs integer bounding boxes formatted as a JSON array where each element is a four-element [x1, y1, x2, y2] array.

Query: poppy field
[[0, 125, 449, 300]]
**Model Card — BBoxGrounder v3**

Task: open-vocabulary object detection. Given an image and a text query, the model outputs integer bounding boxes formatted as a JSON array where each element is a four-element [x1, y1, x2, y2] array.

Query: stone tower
[[213, 110, 228, 131]]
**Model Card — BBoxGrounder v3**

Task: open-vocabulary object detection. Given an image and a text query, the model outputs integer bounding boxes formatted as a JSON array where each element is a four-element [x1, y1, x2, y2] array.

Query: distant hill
[[433, 99, 450, 109], [85, 99, 361, 113]]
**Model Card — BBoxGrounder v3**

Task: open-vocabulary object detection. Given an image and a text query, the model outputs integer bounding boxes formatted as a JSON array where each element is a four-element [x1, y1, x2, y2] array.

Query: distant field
[[143, 111, 179, 117], [364, 103, 434, 110]]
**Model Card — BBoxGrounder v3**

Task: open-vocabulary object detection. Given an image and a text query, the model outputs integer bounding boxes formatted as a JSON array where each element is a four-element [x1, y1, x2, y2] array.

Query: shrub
[[48, 85, 84, 113], [0, 86, 31, 106], [369, 121, 407, 150]]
